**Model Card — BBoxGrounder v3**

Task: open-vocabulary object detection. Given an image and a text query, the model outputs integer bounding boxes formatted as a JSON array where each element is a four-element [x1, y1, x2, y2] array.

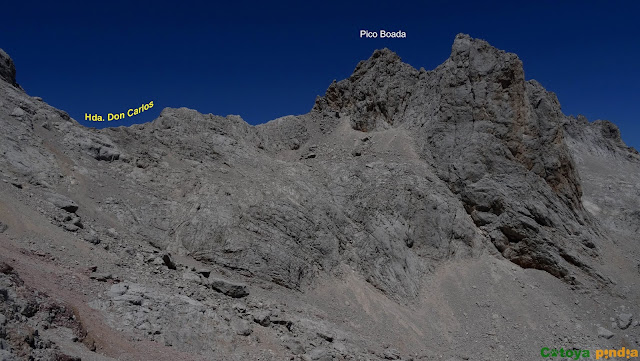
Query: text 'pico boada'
[[359, 30, 407, 39]]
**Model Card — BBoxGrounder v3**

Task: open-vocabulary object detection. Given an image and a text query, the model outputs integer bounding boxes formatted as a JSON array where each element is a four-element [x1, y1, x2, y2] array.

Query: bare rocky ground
[[0, 35, 638, 360]]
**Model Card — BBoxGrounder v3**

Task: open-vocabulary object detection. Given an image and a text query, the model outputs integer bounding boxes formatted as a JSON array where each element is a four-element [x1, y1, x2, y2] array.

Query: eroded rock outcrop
[[312, 34, 604, 283]]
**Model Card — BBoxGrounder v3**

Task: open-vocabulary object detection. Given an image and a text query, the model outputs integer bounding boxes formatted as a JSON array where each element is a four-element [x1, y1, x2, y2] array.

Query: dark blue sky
[[2, 1, 639, 149]]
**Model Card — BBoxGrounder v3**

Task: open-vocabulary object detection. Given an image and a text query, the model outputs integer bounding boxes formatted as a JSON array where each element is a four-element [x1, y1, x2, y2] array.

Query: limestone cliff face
[[0, 34, 630, 302], [312, 34, 603, 283]]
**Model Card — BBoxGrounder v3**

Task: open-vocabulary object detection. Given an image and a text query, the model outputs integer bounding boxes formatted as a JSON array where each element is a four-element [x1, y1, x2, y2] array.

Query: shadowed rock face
[[0, 49, 18, 87], [0, 35, 631, 298]]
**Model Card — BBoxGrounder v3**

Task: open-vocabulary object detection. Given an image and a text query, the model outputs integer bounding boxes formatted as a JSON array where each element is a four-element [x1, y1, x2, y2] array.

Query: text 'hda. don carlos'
[[85, 101, 154, 122]]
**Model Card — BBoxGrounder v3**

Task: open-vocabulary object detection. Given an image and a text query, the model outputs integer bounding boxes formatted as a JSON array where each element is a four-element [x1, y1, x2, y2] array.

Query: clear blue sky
[[2, 1, 638, 149]]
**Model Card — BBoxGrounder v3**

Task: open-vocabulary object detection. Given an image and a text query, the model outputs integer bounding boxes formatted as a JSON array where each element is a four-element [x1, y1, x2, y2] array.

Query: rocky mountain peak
[[351, 48, 403, 77], [449, 33, 521, 71], [0, 48, 18, 87], [312, 48, 418, 131], [313, 34, 529, 134], [565, 114, 639, 159]]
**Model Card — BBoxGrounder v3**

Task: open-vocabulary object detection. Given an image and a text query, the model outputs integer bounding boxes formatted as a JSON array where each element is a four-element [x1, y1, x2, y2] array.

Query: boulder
[[10, 107, 24, 117], [597, 326, 614, 339], [252, 310, 271, 327], [181, 271, 202, 284], [618, 313, 633, 330], [107, 283, 128, 298], [208, 277, 249, 298], [230, 317, 252, 336], [83, 231, 101, 245], [47, 194, 79, 213]]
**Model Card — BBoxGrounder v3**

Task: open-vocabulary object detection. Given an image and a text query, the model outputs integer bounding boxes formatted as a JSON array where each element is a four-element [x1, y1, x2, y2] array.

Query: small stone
[[113, 293, 143, 305], [306, 347, 330, 361], [253, 310, 271, 327], [20, 300, 38, 317], [106, 228, 118, 238], [10, 107, 25, 117], [83, 231, 100, 245], [107, 283, 128, 298], [162, 253, 176, 270], [0, 262, 13, 274], [90, 273, 112, 282], [0, 222, 7, 233], [285, 339, 305, 355], [47, 194, 79, 213], [232, 302, 246, 313], [64, 224, 79, 232], [618, 313, 633, 330], [182, 271, 202, 283], [71, 216, 83, 228], [383, 348, 401, 360], [317, 331, 334, 342], [332, 342, 347, 353], [195, 268, 211, 278], [231, 318, 252, 336], [598, 326, 615, 339]]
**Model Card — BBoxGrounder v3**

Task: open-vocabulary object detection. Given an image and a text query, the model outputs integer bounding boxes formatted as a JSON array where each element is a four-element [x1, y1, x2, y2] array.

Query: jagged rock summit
[[287, 33, 604, 285], [0, 48, 18, 87], [1, 34, 639, 360]]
